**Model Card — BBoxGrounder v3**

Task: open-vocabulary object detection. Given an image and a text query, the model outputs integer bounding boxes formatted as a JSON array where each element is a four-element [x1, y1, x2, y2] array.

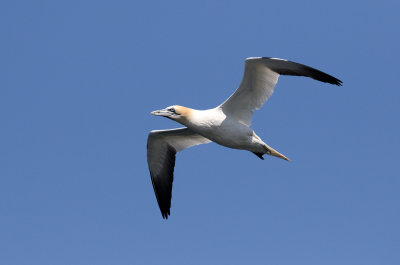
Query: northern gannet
[[147, 57, 342, 218]]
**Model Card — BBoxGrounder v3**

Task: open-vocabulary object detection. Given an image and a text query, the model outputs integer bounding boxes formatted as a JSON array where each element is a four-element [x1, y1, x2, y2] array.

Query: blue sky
[[1, 0, 399, 264]]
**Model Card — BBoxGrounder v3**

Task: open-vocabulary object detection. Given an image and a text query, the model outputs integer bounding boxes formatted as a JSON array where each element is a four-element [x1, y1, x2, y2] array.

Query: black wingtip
[[324, 74, 343, 86], [334, 79, 343, 86], [161, 210, 170, 219], [310, 73, 342, 86], [259, 57, 343, 86]]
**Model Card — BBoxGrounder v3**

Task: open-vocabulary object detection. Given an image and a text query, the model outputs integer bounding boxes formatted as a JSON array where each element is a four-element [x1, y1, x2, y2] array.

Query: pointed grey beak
[[151, 109, 171, 116]]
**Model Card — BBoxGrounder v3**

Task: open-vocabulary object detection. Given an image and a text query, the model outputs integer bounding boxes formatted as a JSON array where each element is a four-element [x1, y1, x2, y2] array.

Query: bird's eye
[[168, 108, 175, 113]]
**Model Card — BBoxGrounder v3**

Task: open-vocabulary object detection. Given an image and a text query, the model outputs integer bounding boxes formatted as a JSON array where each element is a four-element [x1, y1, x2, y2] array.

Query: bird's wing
[[219, 57, 342, 126], [147, 127, 211, 219]]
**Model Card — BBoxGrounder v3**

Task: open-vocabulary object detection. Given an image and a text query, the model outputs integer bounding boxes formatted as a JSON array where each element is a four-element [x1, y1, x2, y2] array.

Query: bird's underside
[[147, 57, 342, 219]]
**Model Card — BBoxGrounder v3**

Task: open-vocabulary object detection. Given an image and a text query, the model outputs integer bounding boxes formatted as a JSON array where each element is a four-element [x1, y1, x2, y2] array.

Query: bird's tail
[[264, 144, 291, 161]]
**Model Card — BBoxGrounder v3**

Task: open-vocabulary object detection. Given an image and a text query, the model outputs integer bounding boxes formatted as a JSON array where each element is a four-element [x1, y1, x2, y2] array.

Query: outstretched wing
[[219, 57, 342, 126], [147, 127, 211, 219]]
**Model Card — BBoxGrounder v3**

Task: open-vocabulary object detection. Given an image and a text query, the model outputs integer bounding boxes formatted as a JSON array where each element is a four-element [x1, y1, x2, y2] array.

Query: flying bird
[[147, 57, 342, 218]]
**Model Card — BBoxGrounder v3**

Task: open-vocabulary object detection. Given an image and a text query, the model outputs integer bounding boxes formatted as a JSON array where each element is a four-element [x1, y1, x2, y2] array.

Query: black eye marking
[[167, 108, 176, 113]]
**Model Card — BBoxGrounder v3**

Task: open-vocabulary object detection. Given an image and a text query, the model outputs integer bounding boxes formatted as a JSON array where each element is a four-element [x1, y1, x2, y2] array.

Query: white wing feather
[[219, 58, 279, 126], [219, 57, 342, 126]]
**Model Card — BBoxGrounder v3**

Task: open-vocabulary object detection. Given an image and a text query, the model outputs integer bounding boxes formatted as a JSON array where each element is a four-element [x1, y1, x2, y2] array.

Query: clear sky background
[[1, 0, 399, 264]]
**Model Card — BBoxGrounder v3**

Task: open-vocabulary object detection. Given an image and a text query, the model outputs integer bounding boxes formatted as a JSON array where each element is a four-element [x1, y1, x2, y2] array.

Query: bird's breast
[[187, 111, 253, 149]]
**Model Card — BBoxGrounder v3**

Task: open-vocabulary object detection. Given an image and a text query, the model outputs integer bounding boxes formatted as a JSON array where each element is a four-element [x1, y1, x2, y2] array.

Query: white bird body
[[181, 108, 253, 149], [181, 107, 282, 158], [147, 57, 342, 218]]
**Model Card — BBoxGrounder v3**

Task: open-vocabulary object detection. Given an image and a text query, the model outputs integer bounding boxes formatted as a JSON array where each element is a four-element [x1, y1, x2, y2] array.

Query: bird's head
[[151, 105, 192, 124]]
